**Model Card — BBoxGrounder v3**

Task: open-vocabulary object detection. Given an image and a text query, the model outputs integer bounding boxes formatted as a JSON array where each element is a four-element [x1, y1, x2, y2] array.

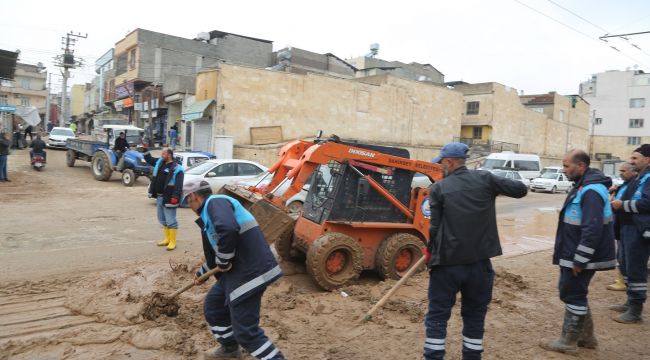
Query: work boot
[[577, 310, 598, 349], [540, 309, 586, 355], [606, 271, 627, 291], [609, 300, 629, 313], [167, 228, 177, 251], [157, 226, 170, 246], [204, 344, 240, 359], [614, 302, 643, 324]]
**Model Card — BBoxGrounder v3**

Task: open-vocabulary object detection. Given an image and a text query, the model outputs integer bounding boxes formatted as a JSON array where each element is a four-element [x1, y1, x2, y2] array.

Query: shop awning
[[182, 99, 215, 121]]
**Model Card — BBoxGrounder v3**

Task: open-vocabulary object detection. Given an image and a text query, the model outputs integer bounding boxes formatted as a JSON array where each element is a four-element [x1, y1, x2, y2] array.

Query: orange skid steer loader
[[222, 136, 443, 290]]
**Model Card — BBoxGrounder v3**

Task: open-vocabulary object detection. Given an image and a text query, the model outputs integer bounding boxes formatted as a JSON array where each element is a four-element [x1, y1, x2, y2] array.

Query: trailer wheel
[[306, 232, 363, 291], [92, 152, 112, 181], [375, 233, 425, 280], [66, 149, 76, 167], [122, 169, 136, 187]]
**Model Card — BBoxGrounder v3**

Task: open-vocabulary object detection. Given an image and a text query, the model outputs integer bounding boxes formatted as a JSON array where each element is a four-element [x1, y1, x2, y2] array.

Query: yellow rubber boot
[[157, 226, 170, 246], [167, 228, 177, 251], [606, 270, 626, 291]]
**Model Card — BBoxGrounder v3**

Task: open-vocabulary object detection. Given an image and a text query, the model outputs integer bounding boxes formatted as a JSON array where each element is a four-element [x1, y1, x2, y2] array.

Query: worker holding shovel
[[183, 178, 286, 360], [425, 142, 528, 360]]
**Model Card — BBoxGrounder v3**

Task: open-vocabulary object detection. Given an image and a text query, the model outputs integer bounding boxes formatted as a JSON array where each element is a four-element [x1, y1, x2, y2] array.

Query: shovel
[[360, 255, 427, 322], [142, 266, 223, 320]]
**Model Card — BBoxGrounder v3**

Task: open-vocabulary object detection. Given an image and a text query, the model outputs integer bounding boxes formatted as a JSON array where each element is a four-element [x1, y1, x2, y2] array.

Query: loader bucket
[[220, 185, 296, 245]]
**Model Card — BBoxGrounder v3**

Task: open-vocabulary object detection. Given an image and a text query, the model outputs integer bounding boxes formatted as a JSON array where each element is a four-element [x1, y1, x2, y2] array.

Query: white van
[[480, 152, 541, 180]]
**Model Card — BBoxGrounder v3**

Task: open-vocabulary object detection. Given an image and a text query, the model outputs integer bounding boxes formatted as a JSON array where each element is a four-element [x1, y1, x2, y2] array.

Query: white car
[[530, 172, 573, 193], [184, 159, 268, 193], [47, 127, 76, 148], [490, 170, 531, 187], [174, 151, 212, 169]]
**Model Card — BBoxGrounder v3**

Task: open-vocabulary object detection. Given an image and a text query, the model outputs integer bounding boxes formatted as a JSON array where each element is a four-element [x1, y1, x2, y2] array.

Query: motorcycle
[[31, 153, 46, 171]]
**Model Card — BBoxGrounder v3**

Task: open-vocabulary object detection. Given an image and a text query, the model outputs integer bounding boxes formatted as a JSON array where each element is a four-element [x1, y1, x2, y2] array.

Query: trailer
[[65, 125, 153, 186]]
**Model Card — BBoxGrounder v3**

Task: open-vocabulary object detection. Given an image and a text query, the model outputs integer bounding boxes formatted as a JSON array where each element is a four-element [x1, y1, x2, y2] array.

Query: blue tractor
[[88, 125, 153, 186]]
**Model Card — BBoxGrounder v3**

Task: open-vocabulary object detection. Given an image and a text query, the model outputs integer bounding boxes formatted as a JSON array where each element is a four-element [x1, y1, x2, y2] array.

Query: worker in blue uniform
[[540, 150, 615, 355], [425, 142, 528, 360], [610, 144, 650, 323], [144, 147, 184, 250], [183, 178, 286, 360]]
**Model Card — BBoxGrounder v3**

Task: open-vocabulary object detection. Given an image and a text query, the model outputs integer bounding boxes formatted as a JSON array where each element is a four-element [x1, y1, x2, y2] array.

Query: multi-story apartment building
[[580, 69, 650, 160]]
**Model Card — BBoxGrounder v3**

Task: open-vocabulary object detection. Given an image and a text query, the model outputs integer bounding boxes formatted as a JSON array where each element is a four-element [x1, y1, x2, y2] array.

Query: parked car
[[173, 151, 213, 169], [47, 127, 76, 148], [530, 172, 573, 193], [183, 159, 268, 193], [489, 169, 531, 187], [479, 152, 541, 180], [541, 166, 563, 175], [606, 175, 624, 187]]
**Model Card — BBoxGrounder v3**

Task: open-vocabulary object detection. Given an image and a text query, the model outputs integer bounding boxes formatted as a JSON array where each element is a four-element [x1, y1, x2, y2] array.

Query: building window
[[594, 118, 602, 125], [115, 53, 127, 76], [0, 94, 7, 105], [129, 48, 136, 70], [1, 79, 13, 87], [560, 110, 565, 122], [530, 107, 544, 113], [472, 127, 483, 139], [20, 79, 30, 89], [628, 137, 642, 145], [629, 118, 644, 128], [466, 101, 479, 115], [630, 98, 646, 108], [20, 97, 30, 106], [634, 76, 650, 86]]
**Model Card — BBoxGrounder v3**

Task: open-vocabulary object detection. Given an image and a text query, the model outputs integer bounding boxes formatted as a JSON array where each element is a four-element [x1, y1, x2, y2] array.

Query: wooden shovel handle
[[362, 255, 427, 321], [168, 266, 222, 299]]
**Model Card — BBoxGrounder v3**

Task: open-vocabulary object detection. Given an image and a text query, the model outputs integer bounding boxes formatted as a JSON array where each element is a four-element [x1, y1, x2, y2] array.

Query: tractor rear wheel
[[306, 232, 363, 291], [66, 149, 76, 167], [122, 169, 136, 187], [375, 233, 425, 280], [92, 152, 112, 181]]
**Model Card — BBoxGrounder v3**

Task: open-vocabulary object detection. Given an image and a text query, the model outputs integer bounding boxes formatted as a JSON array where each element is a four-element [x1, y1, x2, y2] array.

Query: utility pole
[[147, 86, 154, 148], [44, 73, 51, 129], [54, 31, 87, 127]]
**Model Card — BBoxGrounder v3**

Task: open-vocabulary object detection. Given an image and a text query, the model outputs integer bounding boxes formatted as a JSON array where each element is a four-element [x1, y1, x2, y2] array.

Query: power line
[[513, 0, 650, 69]]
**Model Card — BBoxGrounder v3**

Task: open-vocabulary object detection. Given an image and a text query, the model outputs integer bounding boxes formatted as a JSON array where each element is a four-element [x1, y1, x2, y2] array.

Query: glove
[[422, 246, 431, 262], [170, 197, 179, 205]]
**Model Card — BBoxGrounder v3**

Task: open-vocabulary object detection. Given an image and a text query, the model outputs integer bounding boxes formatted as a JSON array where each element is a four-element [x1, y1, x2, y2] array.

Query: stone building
[[184, 63, 462, 165]]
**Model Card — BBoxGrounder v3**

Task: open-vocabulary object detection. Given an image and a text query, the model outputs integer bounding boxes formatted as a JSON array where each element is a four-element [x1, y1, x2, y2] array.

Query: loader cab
[[302, 145, 414, 226]]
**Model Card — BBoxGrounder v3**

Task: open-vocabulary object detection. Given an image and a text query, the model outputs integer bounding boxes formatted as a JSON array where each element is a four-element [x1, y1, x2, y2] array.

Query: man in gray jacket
[[424, 142, 528, 360]]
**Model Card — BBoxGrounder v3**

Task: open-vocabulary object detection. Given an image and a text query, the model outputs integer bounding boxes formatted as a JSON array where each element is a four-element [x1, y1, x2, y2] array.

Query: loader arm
[[273, 141, 444, 208]]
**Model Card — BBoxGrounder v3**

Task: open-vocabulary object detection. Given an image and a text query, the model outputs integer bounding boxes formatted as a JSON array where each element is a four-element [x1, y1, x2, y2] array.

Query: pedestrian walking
[[610, 144, 650, 323], [424, 142, 528, 360], [144, 147, 184, 250], [169, 124, 177, 150], [0, 131, 10, 182], [182, 178, 286, 360], [540, 150, 615, 355], [606, 162, 637, 291]]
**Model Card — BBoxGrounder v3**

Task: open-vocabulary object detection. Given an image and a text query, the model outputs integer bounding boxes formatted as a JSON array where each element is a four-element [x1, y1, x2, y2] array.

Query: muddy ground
[[0, 149, 648, 360]]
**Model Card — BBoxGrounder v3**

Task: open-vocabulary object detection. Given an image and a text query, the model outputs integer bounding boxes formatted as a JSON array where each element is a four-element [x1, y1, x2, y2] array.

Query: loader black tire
[[306, 232, 363, 291], [274, 229, 304, 262], [375, 233, 425, 280], [92, 152, 112, 181], [122, 169, 136, 187], [66, 149, 76, 167]]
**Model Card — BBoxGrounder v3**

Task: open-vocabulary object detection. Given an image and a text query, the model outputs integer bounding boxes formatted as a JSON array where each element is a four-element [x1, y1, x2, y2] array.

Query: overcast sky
[[2, 0, 649, 95]]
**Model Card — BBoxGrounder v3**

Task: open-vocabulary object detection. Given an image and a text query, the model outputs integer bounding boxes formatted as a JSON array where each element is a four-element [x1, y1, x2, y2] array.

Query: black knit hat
[[634, 144, 650, 157]]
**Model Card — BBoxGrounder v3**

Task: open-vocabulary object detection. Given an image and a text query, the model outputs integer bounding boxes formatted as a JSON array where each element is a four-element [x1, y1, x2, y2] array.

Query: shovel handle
[[362, 255, 427, 322], [168, 266, 222, 299]]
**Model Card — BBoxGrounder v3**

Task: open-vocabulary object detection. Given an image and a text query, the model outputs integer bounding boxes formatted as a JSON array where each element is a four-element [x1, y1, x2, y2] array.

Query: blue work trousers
[[424, 259, 495, 360], [0, 154, 6, 180], [156, 196, 177, 229], [621, 224, 650, 304], [204, 281, 284, 360]]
